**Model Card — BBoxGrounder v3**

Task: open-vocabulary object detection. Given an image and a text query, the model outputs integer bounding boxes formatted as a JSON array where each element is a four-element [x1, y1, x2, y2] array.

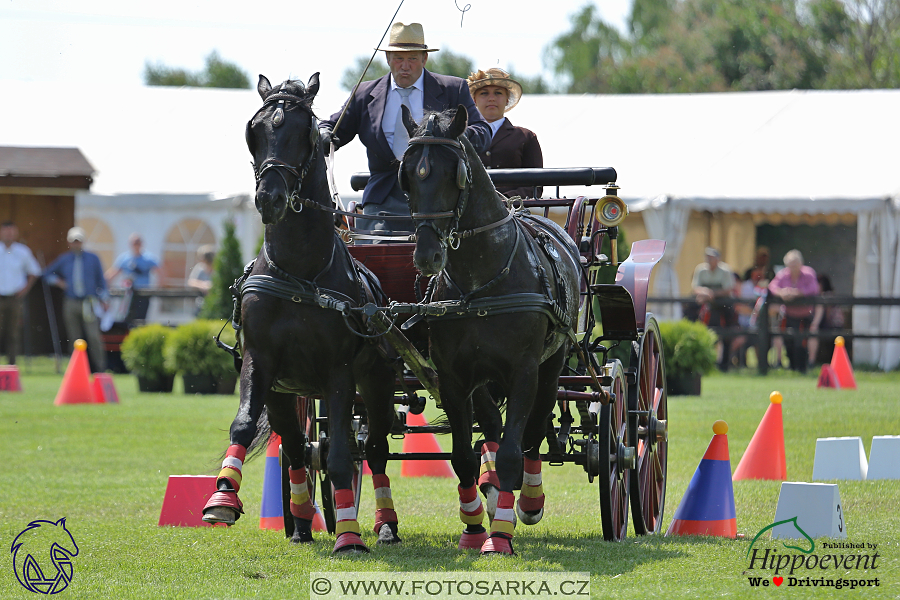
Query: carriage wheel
[[598, 360, 631, 542], [628, 316, 668, 535]]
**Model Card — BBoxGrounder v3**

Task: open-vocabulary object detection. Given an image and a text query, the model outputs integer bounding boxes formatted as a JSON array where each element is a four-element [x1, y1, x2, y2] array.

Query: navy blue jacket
[[322, 70, 491, 206]]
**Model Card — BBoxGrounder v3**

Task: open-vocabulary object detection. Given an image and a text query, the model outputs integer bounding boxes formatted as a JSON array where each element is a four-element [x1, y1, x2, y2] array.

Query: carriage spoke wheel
[[628, 316, 668, 535], [598, 360, 631, 542]]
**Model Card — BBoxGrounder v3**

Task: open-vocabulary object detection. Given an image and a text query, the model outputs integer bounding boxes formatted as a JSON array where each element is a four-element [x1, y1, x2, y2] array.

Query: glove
[[321, 129, 340, 156]]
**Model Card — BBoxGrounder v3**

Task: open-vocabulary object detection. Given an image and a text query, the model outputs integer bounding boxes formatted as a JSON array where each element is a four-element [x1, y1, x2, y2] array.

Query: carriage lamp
[[596, 194, 628, 228]]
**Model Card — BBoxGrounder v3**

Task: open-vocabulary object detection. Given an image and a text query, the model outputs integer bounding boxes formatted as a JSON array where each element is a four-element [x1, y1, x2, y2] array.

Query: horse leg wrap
[[202, 444, 246, 519], [288, 468, 316, 520], [478, 441, 500, 490], [489, 491, 516, 538], [458, 483, 485, 526], [372, 474, 398, 533], [332, 489, 369, 554], [517, 457, 545, 513]]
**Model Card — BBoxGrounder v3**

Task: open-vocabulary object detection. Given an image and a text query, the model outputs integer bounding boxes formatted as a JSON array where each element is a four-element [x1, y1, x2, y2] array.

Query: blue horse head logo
[[11, 518, 79, 594]]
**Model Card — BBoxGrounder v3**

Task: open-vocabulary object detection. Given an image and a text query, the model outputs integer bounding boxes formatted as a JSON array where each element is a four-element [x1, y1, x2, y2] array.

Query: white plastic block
[[812, 437, 867, 481], [867, 436, 900, 480], [773, 482, 847, 540]]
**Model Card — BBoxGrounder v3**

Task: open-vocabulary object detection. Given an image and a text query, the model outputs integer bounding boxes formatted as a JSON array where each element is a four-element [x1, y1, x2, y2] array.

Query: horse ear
[[401, 104, 417, 136], [307, 72, 320, 98], [258, 75, 272, 100], [448, 104, 468, 138]]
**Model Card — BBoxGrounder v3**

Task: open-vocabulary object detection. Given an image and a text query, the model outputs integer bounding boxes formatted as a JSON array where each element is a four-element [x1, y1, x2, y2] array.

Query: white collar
[[489, 117, 506, 136]]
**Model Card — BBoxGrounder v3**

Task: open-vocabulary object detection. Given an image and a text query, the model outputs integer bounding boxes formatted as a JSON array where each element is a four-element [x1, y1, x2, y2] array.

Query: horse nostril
[[432, 252, 442, 266]]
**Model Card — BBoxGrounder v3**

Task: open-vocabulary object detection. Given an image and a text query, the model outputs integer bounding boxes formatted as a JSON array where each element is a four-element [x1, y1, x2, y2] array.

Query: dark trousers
[[784, 316, 812, 374], [361, 184, 416, 237], [0, 294, 24, 364]]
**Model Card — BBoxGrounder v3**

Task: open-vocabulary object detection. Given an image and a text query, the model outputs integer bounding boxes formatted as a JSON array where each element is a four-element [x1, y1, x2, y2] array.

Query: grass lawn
[[1, 359, 898, 599]]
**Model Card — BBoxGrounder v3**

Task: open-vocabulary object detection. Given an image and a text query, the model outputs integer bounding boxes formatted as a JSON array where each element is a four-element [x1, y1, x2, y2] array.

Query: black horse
[[398, 106, 582, 555], [201, 74, 400, 554]]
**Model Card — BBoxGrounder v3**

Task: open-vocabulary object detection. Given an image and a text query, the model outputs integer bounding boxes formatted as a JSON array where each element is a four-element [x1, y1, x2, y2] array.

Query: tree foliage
[[200, 220, 245, 321], [546, 0, 900, 93], [144, 51, 251, 89]]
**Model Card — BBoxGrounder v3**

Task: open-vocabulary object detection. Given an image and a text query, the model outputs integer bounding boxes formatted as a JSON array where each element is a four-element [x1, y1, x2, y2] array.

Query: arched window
[[162, 219, 217, 287], [76, 217, 115, 270]]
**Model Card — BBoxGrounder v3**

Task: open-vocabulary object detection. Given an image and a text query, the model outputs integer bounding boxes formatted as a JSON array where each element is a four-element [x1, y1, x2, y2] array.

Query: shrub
[[658, 319, 718, 378], [164, 319, 236, 378], [120, 324, 175, 378], [200, 219, 246, 320]]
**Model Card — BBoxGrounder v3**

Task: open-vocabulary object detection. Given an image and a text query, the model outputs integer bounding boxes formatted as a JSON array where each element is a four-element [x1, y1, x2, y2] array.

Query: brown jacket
[[478, 118, 543, 199]]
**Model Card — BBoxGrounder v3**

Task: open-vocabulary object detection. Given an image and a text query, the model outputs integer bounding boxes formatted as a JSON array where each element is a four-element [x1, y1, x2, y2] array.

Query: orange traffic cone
[[311, 500, 327, 532], [830, 336, 857, 390], [816, 364, 840, 389], [666, 420, 737, 538], [0, 365, 22, 391], [92, 373, 120, 403], [54, 340, 96, 405], [400, 412, 454, 478], [733, 391, 787, 481]]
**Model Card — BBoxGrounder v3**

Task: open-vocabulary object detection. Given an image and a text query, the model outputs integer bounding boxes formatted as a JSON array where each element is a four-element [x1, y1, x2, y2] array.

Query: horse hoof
[[333, 533, 370, 554], [201, 506, 238, 526], [480, 534, 515, 556], [458, 529, 488, 550], [376, 523, 401, 545], [290, 530, 314, 544], [481, 485, 499, 523], [515, 503, 544, 526]]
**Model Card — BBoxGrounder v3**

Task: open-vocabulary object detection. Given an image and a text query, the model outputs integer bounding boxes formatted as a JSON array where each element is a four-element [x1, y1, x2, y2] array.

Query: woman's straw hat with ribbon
[[466, 68, 523, 111], [377, 23, 439, 53]]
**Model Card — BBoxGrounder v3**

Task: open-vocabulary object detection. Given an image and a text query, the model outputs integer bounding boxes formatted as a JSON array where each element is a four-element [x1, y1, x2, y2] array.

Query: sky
[[1, 0, 632, 94]]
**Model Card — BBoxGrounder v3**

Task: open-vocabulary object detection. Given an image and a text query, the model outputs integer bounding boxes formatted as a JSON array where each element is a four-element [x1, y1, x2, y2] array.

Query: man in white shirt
[[0, 222, 40, 365]]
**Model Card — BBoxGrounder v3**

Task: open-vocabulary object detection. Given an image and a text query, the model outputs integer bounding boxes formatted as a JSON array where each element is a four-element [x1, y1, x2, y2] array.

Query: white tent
[[2, 82, 898, 367]]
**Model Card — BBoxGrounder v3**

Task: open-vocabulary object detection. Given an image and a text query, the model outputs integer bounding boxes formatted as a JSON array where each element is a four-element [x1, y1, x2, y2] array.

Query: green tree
[[200, 220, 245, 320], [144, 51, 250, 89]]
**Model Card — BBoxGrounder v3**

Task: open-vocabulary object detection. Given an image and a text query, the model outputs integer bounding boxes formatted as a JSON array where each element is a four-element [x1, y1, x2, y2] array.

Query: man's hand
[[321, 129, 340, 156]]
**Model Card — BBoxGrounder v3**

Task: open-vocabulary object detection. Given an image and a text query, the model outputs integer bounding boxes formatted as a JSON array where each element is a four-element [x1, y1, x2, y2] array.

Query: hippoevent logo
[[10, 518, 79, 594], [744, 517, 880, 590]]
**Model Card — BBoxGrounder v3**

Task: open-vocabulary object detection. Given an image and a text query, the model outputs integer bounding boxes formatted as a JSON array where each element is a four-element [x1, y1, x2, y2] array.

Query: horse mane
[[268, 79, 316, 113]]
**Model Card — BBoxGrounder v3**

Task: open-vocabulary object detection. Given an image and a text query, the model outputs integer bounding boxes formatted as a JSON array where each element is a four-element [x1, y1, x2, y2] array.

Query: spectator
[[44, 227, 109, 372], [105, 233, 161, 323], [768, 249, 820, 373], [691, 247, 737, 370], [743, 246, 776, 284], [466, 68, 543, 199], [813, 274, 846, 364], [0, 221, 41, 365], [731, 270, 767, 367], [188, 245, 215, 315]]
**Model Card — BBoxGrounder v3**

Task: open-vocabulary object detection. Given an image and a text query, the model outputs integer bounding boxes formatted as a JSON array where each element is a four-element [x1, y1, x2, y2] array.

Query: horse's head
[[247, 73, 320, 224], [399, 105, 472, 275]]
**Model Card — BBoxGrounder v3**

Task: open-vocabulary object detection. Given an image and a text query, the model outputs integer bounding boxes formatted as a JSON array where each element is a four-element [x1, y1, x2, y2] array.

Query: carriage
[[208, 76, 668, 554], [282, 165, 669, 544]]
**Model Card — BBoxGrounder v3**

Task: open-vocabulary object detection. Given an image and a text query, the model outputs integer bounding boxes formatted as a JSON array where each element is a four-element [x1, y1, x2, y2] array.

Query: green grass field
[[2, 360, 898, 599]]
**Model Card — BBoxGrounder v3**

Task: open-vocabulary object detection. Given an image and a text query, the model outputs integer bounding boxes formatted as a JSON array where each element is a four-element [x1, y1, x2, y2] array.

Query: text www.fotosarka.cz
[[310, 572, 590, 599]]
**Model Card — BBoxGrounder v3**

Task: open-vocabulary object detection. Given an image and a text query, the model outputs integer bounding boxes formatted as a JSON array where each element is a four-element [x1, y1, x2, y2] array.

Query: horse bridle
[[247, 91, 320, 213], [400, 114, 473, 249]]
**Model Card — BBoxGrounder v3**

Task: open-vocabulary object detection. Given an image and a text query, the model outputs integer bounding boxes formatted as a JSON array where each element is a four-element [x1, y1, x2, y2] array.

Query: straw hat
[[467, 69, 523, 111], [377, 23, 439, 53]]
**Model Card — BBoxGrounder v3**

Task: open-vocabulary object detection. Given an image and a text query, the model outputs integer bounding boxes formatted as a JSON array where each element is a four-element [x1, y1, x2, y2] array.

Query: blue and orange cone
[[259, 432, 283, 530], [666, 420, 737, 538]]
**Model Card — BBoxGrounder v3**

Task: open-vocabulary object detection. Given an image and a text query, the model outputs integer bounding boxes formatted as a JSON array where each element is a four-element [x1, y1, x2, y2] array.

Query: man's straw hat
[[466, 68, 523, 111], [377, 23, 439, 53]]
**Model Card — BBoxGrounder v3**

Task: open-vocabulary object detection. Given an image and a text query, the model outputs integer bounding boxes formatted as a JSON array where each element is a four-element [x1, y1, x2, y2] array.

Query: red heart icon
[[773, 577, 783, 586]]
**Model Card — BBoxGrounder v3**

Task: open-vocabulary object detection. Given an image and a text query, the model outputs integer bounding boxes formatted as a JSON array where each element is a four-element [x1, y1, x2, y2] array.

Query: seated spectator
[[768, 249, 820, 373], [691, 247, 737, 370], [467, 68, 543, 199]]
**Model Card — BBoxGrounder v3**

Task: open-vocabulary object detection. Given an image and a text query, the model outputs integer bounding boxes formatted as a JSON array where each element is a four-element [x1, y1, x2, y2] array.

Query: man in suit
[[321, 22, 492, 236], [43, 227, 109, 372]]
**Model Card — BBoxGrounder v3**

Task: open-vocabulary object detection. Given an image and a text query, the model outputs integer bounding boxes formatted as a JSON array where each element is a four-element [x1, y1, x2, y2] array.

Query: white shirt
[[0, 241, 41, 296], [488, 117, 506, 137], [382, 71, 425, 150]]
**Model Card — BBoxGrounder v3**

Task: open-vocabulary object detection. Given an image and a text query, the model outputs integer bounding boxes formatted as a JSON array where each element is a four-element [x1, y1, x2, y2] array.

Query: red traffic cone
[[816, 364, 841, 389], [92, 373, 120, 403], [54, 340, 96, 405], [830, 336, 857, 390], [0, 365, 23, 391], [401, 412, 454, 478], [260, 432, 283, 530], [158, 475, 222, 527], [733, 391, 787, 481], [667, 420, 737, 538]]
